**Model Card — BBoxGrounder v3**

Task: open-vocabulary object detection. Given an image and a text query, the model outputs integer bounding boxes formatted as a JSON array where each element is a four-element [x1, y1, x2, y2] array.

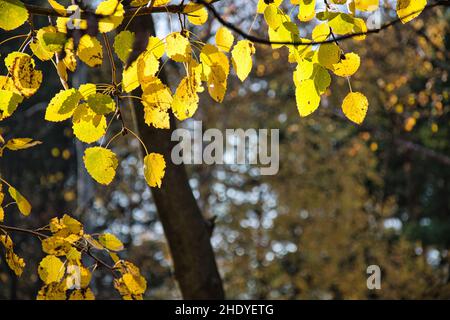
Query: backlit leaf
[[77, 35, 103, 67], [0, 0, 28, 31], [83, 147, 118, 185], [143, 153, 166, 188], [8, 185, 31, 216], [99, 233, 124, 251], [231, 40, 256, 82], [38, 255, 65, 284], [342, 92, 369, 124], [45, 88, 82, 122]]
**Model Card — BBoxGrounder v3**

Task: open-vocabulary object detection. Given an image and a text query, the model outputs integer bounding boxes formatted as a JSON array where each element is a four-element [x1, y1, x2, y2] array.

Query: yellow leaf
[[137, 52, 160, 85], [312, 64, 331, 94], [0, 0, 28, 31], [256, 0, 282, 14], [122, 59, 139, 93], [298, 0, 316, 22], [0, 89, 23, 121], [38, 255, 65, 284], [146, 36, 165, 59], [114, 30, 135, 64], [0, 75, 20, 94], [86, 93, 116, 115], [143, 153, 166, 188], [36, 26, 66, 52], [231, 40, 255, 82], [72, 104, 107, 143], [185, 3, 208, 25], [264, 4, 283, 30], [332, 52, 360, 77], [342, 92, 369, 124], [4, 138, 42, 151], [0, 234, 13, 250], [48, 0, 67, 16], [142, 78, 172, 129], [83, 147, 118, 185], [49, 214, 83, 236], [269, 20, 300, 50], [0, 234, 25, 276], [30, 39, 54, 61], [397, 0, 427, 24], [5, 51, 29, 71], [78, 83, 97, 99], [37, 282, 67, 300], [69, 288, 95, 300], [317, 43, 341, 70], [8, 185, 31, 216], [77, 34, 103, 67], [172, 76, 199, 120], [295, 79, 321, 117], [354, 0, 379, 11], [42, 236, 72, 256], [215, 27, 234, 52], [312, 23, 330, 42], [293, 59, 314, 85], [352, 18, 367, 41], [63, 38, 77, 72], [97, 2, 125, 33], [200, 44, 229, 102], [166, 32, 191, 62], [66, 248, 81, 262], [99, 233, 124, 251], [122, 273, 147, 295], [114, 260, 147, 298], [57, 60, 68, 83], [95, 0, 119, 15], [5, 250, 26, 276], [10, 54, 42, 97], [45, 88, 82, 122]]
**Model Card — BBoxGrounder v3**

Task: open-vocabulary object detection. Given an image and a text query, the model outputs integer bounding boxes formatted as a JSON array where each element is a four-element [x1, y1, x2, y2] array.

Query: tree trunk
[[128, 16, 225, 299]]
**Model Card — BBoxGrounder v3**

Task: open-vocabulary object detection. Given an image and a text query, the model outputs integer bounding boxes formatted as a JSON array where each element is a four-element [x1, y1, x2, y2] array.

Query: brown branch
[[24, 0, 222, 19], [0, 224, 48, 239], [196, 0, 450, 46]]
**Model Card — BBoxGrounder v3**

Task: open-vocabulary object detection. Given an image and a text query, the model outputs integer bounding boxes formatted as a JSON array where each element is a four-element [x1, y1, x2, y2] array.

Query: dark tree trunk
[[127, 16, 225, 299]]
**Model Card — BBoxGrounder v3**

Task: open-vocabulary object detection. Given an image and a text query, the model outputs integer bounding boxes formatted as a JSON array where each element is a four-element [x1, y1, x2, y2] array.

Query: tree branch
[[24, 0, 222, 19], [195, 0, 450, 46]]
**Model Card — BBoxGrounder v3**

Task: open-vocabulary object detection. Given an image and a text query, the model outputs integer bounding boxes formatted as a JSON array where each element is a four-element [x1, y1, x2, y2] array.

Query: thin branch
[[195, 0, 450, 46], [23, 0, 222, 19], [0, 224, 48, 239]]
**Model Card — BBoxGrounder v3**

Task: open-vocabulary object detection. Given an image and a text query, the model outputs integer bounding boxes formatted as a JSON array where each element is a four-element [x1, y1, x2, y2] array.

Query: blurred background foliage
[[0, 0, 449, 299]]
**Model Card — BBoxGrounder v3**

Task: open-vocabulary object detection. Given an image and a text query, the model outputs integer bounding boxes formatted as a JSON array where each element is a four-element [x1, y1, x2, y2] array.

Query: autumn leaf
[[231, 40, 256, 82], [0, 0, 28, 31], [45, 88, 82, 122], [38, 255, 65, 284], [8, 185, 31, 216], [83, 147, 118, 185], [99, 233, 124, 251], [342, 92, 369, 124], [143, 153, 166, 188]]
